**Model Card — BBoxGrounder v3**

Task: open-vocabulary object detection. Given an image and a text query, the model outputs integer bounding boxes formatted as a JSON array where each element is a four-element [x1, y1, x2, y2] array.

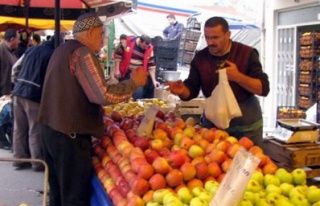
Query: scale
[[272, 119, 320, 143]]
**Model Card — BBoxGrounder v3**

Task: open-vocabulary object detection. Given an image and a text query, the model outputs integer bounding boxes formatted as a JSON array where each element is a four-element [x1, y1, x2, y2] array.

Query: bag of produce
[[204, 69, 242, 129]]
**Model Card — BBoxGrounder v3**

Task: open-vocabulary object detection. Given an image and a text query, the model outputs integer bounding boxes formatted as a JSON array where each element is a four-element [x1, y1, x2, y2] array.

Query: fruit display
[[92, 106, 320, 206], [103, 98, 174, 119]]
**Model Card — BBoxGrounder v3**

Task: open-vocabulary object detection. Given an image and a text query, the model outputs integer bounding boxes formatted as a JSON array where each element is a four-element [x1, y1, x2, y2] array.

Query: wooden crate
[[264, 138, 320, 178]]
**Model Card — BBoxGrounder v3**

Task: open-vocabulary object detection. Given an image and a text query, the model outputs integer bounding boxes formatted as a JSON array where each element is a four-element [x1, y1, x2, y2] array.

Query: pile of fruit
[[92, 109, 320, 206], [103, 98, 173, 119]]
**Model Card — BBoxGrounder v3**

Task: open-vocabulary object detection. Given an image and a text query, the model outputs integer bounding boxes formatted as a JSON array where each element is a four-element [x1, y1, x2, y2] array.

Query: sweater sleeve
[[71, 47, 137, 106], [247, 49, 270, 97]]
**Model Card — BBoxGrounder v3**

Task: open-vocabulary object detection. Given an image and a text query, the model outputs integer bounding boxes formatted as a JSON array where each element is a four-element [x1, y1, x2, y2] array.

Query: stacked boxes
[[297, 32, 320, 111], [155, 38, 180, 71], [179, 30, 201, 65]]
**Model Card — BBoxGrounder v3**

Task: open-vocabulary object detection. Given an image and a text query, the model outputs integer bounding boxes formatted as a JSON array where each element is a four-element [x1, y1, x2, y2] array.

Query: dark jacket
[[12, 39, 55, 103], [38, 40, 104, 138]]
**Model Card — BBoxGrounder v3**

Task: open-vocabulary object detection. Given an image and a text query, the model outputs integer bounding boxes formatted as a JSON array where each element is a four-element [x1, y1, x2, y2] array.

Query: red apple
[[149, 173, 167, 190], [168, 150, 187, 168], [165, 169, 183, 188]]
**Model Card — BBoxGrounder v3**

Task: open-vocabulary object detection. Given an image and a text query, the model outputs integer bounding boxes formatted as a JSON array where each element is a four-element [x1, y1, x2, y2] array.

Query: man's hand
[[165, 80, 185, 95], [114, 69, 121, 79], [224, 60, 241, 82], [131, 68, 148, 87]]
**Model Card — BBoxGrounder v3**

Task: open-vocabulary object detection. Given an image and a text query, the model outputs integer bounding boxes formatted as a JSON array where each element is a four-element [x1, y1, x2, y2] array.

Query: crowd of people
[[0, 12, 269, 206]]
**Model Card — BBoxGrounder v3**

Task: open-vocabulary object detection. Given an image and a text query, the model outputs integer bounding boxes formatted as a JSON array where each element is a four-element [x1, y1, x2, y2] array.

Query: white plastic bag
[[204, 69, 242, 129], [210, 147, 260, 206]]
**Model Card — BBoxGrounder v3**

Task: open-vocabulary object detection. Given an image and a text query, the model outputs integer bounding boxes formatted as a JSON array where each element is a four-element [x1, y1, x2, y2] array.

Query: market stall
[[89, 98, 320, 206]]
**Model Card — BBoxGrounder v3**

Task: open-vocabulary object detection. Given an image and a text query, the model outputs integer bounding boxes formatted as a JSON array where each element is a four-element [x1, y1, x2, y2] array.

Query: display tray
[[277, 119, 320, 131]]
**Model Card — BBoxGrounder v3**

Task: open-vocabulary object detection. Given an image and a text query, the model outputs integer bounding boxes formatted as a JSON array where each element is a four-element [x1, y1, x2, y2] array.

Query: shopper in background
[[163, 14, 184, 40], [31, 33, 41, 46], [15, 29, 31, 58], [38, 13, 147, 206], [11, 37, 56, 171], [0, 29, 20, 150], [114, 34, 160, 99], [166, 16, 270, 148]]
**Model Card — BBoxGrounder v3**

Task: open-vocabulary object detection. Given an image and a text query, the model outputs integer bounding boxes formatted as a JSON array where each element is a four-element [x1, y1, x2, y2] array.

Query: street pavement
[[0, 148, 46, 206]]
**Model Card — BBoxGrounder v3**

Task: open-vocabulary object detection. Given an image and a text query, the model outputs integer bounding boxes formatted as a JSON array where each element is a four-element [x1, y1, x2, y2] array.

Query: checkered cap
[[73, 13, 103, 34]]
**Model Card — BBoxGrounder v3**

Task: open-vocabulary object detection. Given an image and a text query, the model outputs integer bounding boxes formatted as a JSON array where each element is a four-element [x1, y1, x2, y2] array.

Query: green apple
[[306, 188, 320, 203], [146, 201, 160, 206], [264, 174, 280, 187], [191, 186, 205, 197], [189, 197, 206, 206], [313, 200, 320, 206], [265, 184, 282, 194], [204, 180, 220, 194], [280, 183, 294, 197], [275, 168, 293, 184], [177, 186, 194, 204], [198, 190, 212, 203], [255, 198, 271, 206], [246, 179, 261, 193], [242, 191, 256, 205], [289, 192, 309, 206], [163, 192, 181, 205], [274, 198, 294, 206], [251, 171, 264, 185], [239, 199, 253, 206], [289, 187, 305, 198], [292, 168, 307, 186], [188, 145, 205, 158], [153, 188, 171, 204], [265, 192, 281, 205]]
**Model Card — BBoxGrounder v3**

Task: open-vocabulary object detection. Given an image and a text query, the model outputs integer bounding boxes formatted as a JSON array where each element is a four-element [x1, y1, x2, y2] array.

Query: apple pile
[[103, 98, 172, 119], [92, 110, 318, 206]]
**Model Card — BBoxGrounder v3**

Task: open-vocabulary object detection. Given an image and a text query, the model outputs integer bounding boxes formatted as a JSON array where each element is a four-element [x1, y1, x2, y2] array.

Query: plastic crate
[[156, 38, 180, 48], [185, 30, 201, 41], [299, 71, 315, 83], [156, 47, 179, 59], [277, 106, 306, 119], [299, 60, 315, 70], [298, 96, 315, 109], [298, 84, 315, 96], [91, 175, 113, 206], [182, 51, 195, 64], [183, 41, 198, 51]]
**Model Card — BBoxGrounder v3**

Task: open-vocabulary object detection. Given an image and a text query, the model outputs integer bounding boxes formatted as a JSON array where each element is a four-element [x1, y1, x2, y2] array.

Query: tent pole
[[55, 0, 61, 48], [24, 0, 30, 30]]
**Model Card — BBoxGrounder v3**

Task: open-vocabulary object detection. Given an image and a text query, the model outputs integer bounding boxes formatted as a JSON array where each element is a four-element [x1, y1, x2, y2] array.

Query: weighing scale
[[272, 119, 320, 143]]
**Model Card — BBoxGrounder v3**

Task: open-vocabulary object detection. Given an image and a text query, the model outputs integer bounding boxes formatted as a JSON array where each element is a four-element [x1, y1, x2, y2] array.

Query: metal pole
[[24, 0, 30, 30], [55, 0, 61, 48]]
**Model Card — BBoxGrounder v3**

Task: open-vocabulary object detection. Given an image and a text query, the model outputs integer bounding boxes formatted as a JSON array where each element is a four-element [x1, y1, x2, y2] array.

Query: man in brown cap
[[38, 13, 148, 206]]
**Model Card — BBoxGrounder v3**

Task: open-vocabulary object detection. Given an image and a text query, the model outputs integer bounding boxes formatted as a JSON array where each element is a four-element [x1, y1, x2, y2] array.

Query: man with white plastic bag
[[166, 16, 269, 147]]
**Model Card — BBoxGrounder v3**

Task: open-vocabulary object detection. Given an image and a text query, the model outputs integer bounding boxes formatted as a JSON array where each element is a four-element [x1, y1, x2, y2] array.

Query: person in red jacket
[[114, 35, 160, 100]]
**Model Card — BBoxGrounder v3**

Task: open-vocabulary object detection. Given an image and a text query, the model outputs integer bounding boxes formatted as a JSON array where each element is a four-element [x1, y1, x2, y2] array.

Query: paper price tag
[[137, 104, 160, 137]]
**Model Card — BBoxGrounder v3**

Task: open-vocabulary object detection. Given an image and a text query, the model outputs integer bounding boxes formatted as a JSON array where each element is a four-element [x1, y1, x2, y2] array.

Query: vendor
[[165, 16, 269, 148]]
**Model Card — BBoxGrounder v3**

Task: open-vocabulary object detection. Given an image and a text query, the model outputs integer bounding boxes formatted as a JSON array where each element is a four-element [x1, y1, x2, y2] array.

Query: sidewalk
[[0, 149, 46, 206]]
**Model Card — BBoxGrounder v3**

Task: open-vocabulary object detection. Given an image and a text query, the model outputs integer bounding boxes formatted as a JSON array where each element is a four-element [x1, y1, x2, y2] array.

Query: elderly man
[[38, 13, 148, 206]]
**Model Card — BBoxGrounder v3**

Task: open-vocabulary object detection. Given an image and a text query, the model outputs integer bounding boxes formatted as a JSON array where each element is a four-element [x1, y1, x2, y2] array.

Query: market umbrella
[[0, 0, 136, 46]]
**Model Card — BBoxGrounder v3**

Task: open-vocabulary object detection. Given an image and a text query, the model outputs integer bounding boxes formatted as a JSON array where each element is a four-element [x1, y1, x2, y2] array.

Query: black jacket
[[12, 39, 55, 103]]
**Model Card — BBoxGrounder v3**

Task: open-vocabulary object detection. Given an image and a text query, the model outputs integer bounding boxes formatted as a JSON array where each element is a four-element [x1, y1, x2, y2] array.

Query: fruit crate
[[263, 138, 320, 178], [277, 106, 306, 119]]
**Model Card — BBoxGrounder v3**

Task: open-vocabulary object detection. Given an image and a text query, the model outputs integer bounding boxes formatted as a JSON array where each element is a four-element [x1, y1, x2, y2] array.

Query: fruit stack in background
[[92, 107, 320, 206]]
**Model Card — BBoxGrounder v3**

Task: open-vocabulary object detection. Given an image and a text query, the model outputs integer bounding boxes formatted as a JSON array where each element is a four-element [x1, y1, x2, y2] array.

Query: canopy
[[0, 16, 75, 31]]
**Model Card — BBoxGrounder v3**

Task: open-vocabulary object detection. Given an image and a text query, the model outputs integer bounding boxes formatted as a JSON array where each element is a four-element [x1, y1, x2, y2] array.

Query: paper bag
[[210, 147, 260, 206], [205, 69, 242, 129]]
